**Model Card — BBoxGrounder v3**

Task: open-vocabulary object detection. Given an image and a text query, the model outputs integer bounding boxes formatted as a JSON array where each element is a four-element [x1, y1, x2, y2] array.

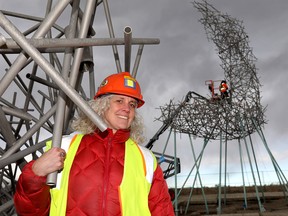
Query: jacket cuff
[[21, 161, 48, 193]]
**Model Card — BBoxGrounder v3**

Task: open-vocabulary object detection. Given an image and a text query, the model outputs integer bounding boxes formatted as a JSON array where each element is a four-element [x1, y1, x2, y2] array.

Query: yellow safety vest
[[47, 133, 157, 216]]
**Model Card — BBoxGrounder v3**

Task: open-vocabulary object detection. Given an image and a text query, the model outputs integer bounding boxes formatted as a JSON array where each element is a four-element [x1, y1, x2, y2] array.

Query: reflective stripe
[[49, 133, 84, 216], [119, 139, 157, 216], [55, 132, 78, 189], [138, 145, 156, 183]]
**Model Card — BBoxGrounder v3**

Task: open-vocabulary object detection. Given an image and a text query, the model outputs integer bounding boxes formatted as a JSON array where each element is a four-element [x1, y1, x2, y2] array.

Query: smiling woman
[[14, 72, 175, 216], [103, 95, 137, 133], [72, 72, 146, 144]]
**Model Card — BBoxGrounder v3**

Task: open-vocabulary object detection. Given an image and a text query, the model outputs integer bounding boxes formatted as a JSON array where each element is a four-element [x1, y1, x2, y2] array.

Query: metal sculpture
[[149, 0, 288, 215], [0, 1, 159, 215], [156, 2, 266, 140]]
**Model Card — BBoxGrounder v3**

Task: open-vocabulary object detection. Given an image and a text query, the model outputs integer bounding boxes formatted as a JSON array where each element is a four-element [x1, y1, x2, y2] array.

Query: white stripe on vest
[[55, 132, 77, 189], [137, 145, 155, 184]]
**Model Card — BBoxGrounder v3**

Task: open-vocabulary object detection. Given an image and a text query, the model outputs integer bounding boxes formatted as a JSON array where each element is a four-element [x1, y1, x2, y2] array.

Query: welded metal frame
[[0, 0, 159, 214], [157, 0, 266, 140], [150, 0, 287, 215]]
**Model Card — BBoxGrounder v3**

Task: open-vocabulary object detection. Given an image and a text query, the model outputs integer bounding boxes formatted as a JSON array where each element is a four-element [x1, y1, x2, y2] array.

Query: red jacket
[[14, 129, 175, 215]]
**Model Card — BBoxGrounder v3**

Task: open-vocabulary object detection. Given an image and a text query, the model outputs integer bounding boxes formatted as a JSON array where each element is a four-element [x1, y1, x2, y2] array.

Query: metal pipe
[[63, 0, 98, 133], [11, 71, 52, 127], [0, 105, 57, 159], [62, 0, 80, 131], [132, 44, 144, 78], [46, 92, 68, 187], [124, 26, 132, 72], [80, 45, 95, 97], [0, 94, 53, 131], [173, 130, 179, 216], [26, 73, 58, 89], [102, 0, 122, 72], [0, 106, 16, 149], [23, 23, 41, 36], [238, 139, 248, 209], [0, 33, 6, 46], [0, 139, 48, 169], [69, 2, 96, 36], [0, 0, 71, 97], [188, 134, 209, 214], [2, 10, 64, 33], [1, 105, 33, 121], [239, 115, 264, 212], [217, 131, 223, 214], [0, 37, 160, 54], [0, 199, 14, 214], [47, 0, 81, 187], [88, 70, 96, 99], [68, 0, 97, 88], [37, 90, 52, 103], [0, 11, 107, 131]]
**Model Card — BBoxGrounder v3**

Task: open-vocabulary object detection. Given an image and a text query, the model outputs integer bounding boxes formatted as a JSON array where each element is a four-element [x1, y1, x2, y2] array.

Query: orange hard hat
[[94, 72, 145, 108]]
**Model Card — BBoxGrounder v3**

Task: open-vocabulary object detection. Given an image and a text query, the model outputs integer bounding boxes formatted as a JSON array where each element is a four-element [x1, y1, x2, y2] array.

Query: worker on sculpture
[[219, 80, 229, 99]]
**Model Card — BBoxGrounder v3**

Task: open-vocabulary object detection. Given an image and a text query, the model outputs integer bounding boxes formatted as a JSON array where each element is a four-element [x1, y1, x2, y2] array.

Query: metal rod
[[252, 118, 288, 193], [0, 33, 6, 46], [248, 132, 265, 202], [47, 0, 81, 187], [102, 0, 122, 72], [23, 23, 41, 36], [26, 73, 58, 89], [2, 10, 64, 33], [188, 134, 209, 214], [173, 130, 179, 216], [217, 131, 222, 214], [239, 115, 265, 212], [0, 139, 48, 169], [173, 137, 209, 206], [186, 138, 209, 215], [0, 199, 14, 213], [238, 138, 248, 209], [0, 106, 16, 149], [1, 105, 33, 121], [132, 44, 144, 78], [223, 136, 228, 205], [0, 105, 57, 159], [63, 0, 81, 131], [63, 0, 101, 139], [0, 0, 71, 97], [4, 37, 160, 48], [0, 11, 107, 132], [0, 37, 159, 54], [124, 26, 132, 72], [68, 0, 97, 88]]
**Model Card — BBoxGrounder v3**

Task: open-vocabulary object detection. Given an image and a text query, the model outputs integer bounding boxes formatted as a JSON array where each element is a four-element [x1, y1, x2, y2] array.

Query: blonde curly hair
[[71, 94, 146, 144]]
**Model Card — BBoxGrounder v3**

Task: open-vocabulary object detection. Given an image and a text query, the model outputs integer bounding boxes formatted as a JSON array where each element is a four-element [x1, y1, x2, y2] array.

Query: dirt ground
[[174, 185, 288, 215]]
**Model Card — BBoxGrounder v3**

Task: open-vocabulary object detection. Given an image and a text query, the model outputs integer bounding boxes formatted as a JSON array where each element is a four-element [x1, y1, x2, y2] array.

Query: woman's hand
[[32, 147, 66, 176]]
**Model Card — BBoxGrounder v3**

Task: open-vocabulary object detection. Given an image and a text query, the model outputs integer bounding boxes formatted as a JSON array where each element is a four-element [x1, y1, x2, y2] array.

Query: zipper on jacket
[[101, 137, 112, 216]]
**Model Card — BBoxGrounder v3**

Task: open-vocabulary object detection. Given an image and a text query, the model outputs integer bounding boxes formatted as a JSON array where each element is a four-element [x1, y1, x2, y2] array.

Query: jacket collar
[[94, 128, 130, 143]]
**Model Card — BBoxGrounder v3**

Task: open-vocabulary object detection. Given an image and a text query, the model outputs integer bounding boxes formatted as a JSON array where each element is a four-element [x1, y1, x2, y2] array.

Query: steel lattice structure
[[148, 1, 287, 215], [156, 0, 266, 141], [0, 1, 159, 215]]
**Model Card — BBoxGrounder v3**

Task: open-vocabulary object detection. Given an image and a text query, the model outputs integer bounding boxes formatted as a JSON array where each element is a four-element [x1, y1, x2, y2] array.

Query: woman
[[14, 72, 174, 216]]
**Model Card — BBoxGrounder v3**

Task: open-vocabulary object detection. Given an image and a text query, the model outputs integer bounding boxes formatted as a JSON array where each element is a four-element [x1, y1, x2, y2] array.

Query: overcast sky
[[1, 0, 288, 187]]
